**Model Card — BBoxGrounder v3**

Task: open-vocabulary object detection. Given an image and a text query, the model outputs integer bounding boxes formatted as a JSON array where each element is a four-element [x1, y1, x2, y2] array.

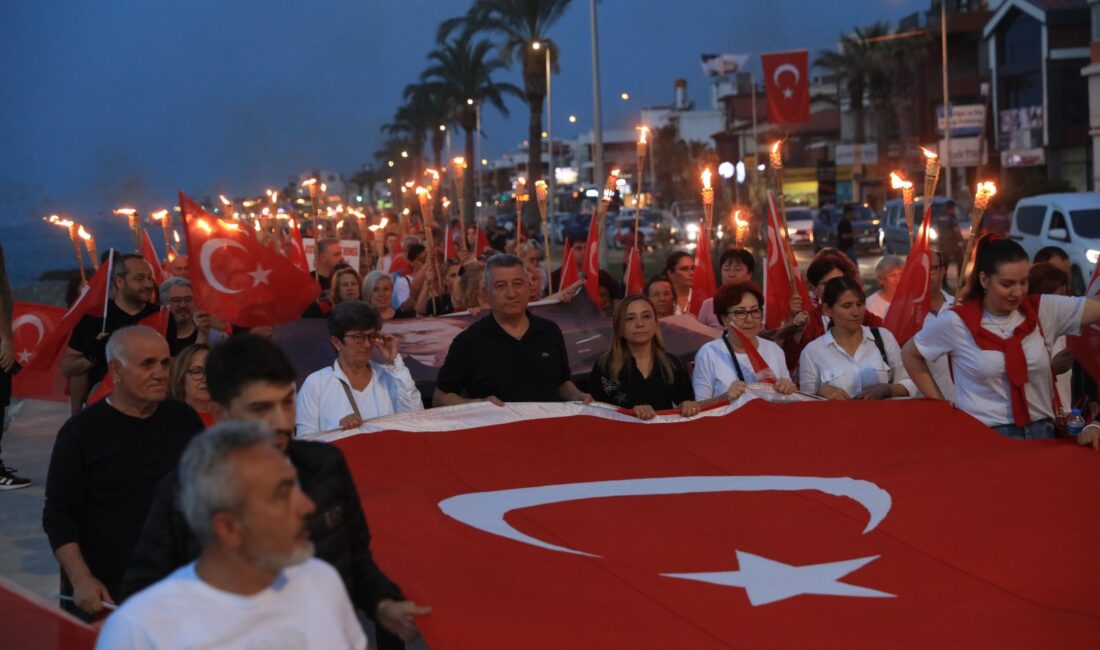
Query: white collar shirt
[[295, 356, 423, 437], [798, 325, 916, 398]]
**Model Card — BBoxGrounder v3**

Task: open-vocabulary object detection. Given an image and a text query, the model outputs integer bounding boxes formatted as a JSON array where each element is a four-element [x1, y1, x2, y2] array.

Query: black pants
[[0, 366, 10, 457]]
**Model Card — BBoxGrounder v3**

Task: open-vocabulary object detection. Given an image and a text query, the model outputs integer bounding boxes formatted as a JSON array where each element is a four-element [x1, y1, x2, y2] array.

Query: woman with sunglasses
[[296, 301, 423, 437], [692, 282, 796, 401], [170, 344, 215, 427]]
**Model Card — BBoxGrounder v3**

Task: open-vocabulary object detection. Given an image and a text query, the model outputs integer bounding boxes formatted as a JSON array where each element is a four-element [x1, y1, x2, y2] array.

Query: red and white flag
[[882, 205, 935, 346], [623, 245, 644, 296], [763, 192, 810, 330], [444, 224, 459, 261], [582, 207, 602, 304], [689, 222, 716, 315], [728, 327, 777, 383], [140, 228, 166, 292], [474, 222, 493, 256], [1067, 260, 1100, 387], [337, 400, 1100, 648], [558, 239, 579, 293], [14, 252, 115, 401], [761, 50, 810, 125], [284, 219, 311, 274], [180, 192, 320, 327]]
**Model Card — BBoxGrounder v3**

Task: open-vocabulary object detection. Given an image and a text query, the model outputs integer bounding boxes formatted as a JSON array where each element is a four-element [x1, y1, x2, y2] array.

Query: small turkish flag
[[762, 50, 810, 124], [623, 245, 644, 296], [180, 192, 320, 327], [140, 228, 166, 293], [763, 192, 812, 330], [582, 207, 602, 304], [557, 238, 579, 293], [444, 224, 458, 261], [474, 222, 492, 257], [689, 225, 716, 315], [284, 219, 311, 274], [882, 205, 935, 346]]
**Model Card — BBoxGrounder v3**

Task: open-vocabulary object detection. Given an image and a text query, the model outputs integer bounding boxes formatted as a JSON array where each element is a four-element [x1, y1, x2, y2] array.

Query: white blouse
[[798, 325, 916, 398], [923, 291, 956, 403], [295, 357, 423, 436], [913, 294, 1084, 427], [692, 335, 790, 400]]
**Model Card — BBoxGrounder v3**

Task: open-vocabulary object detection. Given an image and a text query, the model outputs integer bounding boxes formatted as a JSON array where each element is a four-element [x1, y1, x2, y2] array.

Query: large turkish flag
[[762, 50, 810, 125], [180, 192, 319, 327], [335, 400, 1100, 648]]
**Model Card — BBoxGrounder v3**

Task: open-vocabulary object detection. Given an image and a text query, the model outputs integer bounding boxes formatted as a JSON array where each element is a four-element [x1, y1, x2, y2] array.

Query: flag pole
[[101, 249, 115, 334]]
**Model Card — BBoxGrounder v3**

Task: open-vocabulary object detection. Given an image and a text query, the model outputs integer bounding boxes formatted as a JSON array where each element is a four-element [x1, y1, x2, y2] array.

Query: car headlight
[[686, 223, 699, 240], [928, 227, 939, 242], [1087, 249, 1100, 264], [871, 219, 880, 225]]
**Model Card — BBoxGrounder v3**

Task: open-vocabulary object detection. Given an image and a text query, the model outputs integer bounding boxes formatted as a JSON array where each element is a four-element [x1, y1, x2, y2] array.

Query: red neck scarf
[[727, 328, 776, 384], [954, 295, 1041, 427]]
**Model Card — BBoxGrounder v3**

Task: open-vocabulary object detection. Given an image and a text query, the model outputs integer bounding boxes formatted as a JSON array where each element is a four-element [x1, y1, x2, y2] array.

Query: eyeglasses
[[727, 307, 763, 321], [168, 296, 194, 306], [344, 332, 383, 345], [675, 265, 695, 272], [186, 366, 205, 379]]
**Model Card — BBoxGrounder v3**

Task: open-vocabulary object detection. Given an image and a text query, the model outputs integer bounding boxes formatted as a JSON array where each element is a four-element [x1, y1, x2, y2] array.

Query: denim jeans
[[991, 418, 1056, 440]]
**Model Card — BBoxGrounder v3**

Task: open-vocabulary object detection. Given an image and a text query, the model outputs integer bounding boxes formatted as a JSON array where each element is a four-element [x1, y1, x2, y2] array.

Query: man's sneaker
[[0, 461, 31, 490]]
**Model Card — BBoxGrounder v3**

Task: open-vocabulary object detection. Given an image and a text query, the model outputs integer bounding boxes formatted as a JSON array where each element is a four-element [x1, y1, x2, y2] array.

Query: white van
[[1008, 193, 1100, 294]]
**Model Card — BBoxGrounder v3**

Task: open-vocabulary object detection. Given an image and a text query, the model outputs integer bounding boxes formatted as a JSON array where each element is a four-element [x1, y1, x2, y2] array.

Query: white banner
[[921, 138, 988, 168], [301, 237, 361, 273]]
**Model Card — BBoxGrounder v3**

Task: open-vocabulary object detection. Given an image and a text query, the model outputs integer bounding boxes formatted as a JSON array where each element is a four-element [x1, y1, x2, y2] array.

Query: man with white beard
[[96, 421, 367, 649]]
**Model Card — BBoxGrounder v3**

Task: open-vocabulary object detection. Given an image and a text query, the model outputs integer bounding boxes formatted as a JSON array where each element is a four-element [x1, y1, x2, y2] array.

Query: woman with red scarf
[[903, 238, 1100, 445]]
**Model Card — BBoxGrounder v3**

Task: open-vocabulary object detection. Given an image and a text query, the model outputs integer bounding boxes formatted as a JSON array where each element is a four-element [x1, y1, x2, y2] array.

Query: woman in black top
[[589, 295, 698, 419]]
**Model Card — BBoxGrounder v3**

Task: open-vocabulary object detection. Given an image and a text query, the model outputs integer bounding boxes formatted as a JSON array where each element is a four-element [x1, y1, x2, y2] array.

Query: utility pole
[[589, 0, 606, 270]]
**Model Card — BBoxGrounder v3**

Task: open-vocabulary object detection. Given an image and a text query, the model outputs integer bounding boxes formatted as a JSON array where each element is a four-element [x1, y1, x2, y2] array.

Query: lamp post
[[534, 40, 555, 250]]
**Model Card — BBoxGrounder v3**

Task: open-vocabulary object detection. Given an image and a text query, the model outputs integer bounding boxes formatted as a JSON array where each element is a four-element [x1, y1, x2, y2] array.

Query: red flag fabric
[[13, 253, 114, 401], [0, 577, 96, 650], [689, 224, 716, 315], [140, 228, 166, 291], [475, 223, 492, 257], [335, 400, 1100, 648], [557, 239, 578, 293], [761, 50, 810, 124], [728, 328, 777, 383], [285, 220, 311, 274], [623, 245, 645, 296], [9, 302, 68, 400], [180, 193, 320, 328], [882, 205, 935, 346], [582, 208, 602, 303], [1066, 261, 1100, 387], [444, 224, 458, 261], [763, 192, 811, 330]]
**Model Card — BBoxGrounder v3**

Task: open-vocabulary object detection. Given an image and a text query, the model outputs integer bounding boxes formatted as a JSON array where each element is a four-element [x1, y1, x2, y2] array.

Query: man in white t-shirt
[[97, 422, 368, 649]]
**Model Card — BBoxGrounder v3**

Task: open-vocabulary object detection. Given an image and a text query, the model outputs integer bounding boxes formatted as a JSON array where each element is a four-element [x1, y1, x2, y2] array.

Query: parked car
[[1009, 192, 1100, 295], [785, 208, 814, 247], [609, 209, 663, 249], [880, 197, 973, 255], [812, 203, 881, 252]]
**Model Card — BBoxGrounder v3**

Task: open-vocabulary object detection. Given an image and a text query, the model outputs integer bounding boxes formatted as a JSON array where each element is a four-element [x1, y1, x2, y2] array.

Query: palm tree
[[421, 31, 522, 225], [401, 83, 453, 170], [439, 0, 574, 192]]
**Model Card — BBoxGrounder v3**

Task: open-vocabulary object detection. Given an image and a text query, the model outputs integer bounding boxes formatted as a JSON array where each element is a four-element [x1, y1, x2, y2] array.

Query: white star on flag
[[663, 550, 894, 606], [17, 350, 32, 365], [783, 88, 793, 99], [248, 264, 272, 286]]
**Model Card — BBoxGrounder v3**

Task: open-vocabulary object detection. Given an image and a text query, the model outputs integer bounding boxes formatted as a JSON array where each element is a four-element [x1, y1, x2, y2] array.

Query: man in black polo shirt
[[434, 254, 593, 406], [60, 254, 159, 413]]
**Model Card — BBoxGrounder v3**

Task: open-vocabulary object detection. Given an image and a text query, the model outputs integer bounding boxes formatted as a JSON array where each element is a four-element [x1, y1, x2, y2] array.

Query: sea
[[0, 217, 148, 289]]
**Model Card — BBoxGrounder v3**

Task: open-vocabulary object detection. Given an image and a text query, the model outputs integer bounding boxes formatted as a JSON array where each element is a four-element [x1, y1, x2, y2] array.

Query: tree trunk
[[526, 95, 544, 237], [464, 127, 476, 230]]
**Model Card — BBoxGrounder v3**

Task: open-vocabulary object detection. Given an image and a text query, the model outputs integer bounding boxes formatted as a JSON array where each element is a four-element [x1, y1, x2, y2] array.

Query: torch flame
[[219, 220, 240, 232], [415, 186, 430, 199], [46, 215, 74, 228], [919, 147, 938, 160], [701, 168, 712, 190], [151, 209, 169, 221], [771, 142, 781, 155], [368, 217, 389, 232], [889, 172, 912, 190], [637, 126, 649, 144], [976, 181, 997, 197], [219, 195, 231, 206], [424, 169, 440, 181], [173, 230, 181, 243], [113, 208, 136, 216], [733, 210, 748, 228], [452, 156, 466, 168], [301, 178, 317, 187], [78, 225, 92, 240]]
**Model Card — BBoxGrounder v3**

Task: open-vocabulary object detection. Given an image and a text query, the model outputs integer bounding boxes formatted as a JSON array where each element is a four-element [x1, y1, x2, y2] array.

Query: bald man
[[43, 325, 204, 620]]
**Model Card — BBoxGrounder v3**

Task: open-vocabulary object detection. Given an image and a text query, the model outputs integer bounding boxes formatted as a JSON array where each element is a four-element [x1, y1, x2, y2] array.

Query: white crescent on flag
[[12, 314, 46, 365], [773, 63, 800, 87], [199, 238, 248, 295]]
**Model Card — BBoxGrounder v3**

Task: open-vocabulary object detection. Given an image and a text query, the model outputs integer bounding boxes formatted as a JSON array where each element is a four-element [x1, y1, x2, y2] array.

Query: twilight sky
[[0, 0, 924, 223]]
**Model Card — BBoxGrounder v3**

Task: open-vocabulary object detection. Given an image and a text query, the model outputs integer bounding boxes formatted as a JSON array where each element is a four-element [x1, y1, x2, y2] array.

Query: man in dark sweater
[[121, 335, 429, 647], [42, 325, 204, 619]]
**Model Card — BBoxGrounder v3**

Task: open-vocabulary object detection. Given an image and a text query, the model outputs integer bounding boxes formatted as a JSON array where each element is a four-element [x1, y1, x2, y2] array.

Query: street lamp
[[531, 39, 554, 216]]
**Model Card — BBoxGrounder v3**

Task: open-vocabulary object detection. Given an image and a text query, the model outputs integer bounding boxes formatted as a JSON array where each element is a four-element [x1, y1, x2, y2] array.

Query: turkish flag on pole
[[882, 205, 935, 346], [444, 224, 458, 261], [557, 239, 579, 293], [689, 224, 716, 315], [728, 327, 777, 383], [761, 50, 810, 124], [140, 228, 166, 290], [284, 219, 311, 274], [13, 252, 115, 401], [1067, 261, 1100, 385], [475, 222, 492, 257], [763, 192, 811, 330], [336, 400, 1100, 648], [623, 245, 644, 296], [180, 192, 320, 327], [582, 207, 602, 303]]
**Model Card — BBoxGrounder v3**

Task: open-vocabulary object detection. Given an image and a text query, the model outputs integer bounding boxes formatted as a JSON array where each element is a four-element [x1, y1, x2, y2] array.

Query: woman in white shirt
[[296, 301, 423, 436], [903, 237, 1100, 444], [799, 277, 915, 400], [692, 282, 797, 400]]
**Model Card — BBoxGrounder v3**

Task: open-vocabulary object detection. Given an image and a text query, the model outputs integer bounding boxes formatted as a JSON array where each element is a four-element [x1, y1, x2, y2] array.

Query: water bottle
[[1066, 409, 1086, 438]]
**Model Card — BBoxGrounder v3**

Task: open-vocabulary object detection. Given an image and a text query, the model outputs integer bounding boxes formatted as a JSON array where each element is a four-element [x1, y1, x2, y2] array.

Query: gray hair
[[361, 270, 392, 301], [482, 253, 525, 289], [516, 241, 540, 258], [179, 421, 276, 546], [105, 325, 164, 365], [158, 276, 192, 304], [874, 255, 904, 279]]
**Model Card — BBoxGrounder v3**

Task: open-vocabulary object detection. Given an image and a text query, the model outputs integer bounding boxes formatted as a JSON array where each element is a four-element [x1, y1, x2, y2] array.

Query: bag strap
[[869, 327, 893, 383], [338, 379, 362, 419], [720, 332, 746, 382]]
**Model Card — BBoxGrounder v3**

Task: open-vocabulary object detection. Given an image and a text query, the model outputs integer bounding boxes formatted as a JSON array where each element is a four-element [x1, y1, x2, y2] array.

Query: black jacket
[[120, 438, 403, 616]]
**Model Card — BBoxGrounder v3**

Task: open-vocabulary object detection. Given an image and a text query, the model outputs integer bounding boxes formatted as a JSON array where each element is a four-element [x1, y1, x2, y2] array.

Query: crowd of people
[[1, 215, 1099, 647]]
